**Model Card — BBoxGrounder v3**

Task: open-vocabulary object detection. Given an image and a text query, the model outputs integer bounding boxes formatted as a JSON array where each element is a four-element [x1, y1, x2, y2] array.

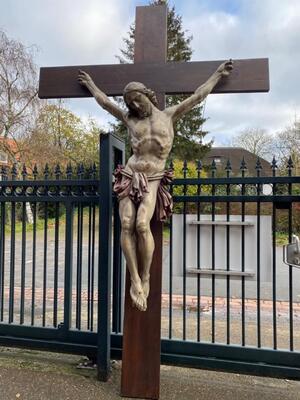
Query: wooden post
[[121, 219, 163, 399], [121, 5, 167, 399]]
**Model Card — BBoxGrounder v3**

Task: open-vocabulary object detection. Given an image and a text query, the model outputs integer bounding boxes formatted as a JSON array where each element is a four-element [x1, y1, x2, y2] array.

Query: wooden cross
[[39, 4, 269, 400], [39, 10, 269, 100]]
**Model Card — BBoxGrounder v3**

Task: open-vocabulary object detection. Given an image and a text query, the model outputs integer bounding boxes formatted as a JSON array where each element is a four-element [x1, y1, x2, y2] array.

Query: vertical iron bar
[[42, 202, 48, 327], [53, 202, 60, 327], [91, 203, 96, 331], [288, 167, 293, 351], [76, 203, 80, 328], [168, 161, 174, 340], [31, 202, 37, 326], [211, 165, 216, 343], [226, 166, 231, 345], [256, 159, 263, 348], [76, 202, 83, 330], [20, 202, 26, 324], [272, 171, 277, 349], [9, 202, 16, 324], [168, 212, 173, 339], [196, 161, 201, 342], [257, 183, 261, 348], [0, 202, 5, 322], [241, 170, 246, 346], [182, 161, 187, 341], [87, 203, 92, 330], [64, 202, 74, 332]]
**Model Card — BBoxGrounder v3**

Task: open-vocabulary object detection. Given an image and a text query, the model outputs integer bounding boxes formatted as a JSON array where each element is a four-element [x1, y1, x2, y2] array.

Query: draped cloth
[[113, 165, 173, 222]]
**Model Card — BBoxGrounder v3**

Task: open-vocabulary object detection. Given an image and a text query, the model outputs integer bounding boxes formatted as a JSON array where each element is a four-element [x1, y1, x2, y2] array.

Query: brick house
[[203, 147, 272, 176]]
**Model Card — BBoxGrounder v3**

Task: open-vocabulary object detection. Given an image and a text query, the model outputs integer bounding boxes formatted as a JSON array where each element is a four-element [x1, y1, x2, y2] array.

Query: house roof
[[203, 147, 272, 176]]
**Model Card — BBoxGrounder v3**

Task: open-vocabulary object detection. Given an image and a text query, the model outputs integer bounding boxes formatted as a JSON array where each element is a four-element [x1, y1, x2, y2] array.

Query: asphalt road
[[1, 231, 299, 302]]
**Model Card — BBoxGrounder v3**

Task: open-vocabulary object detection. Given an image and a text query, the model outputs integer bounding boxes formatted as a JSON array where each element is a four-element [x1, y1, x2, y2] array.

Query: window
[[0, 151, 8, 163], [213, 156, 222, 164]]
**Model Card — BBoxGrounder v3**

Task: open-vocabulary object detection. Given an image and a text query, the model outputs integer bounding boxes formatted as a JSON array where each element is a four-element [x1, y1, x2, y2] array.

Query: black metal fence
[[0, 156, 99, 348], [163, 157, 300, 349], [0, 163, 98, 328], [111, 156, 300, 379], [0, 135, 300, 380], [0, 134, 125, 381]]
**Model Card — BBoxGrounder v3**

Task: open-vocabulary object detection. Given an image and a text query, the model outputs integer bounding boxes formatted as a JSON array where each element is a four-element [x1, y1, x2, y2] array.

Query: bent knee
[[121, 217, 134, 233], [136, 220, 150, 235]]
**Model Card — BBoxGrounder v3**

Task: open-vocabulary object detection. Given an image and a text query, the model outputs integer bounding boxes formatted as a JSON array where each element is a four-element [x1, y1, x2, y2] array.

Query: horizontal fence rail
[[0, 164, 99, 203]]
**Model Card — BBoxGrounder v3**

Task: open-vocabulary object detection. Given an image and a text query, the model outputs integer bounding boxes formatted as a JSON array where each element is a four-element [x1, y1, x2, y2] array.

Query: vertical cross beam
[[134, 4, 167, 109], [121, 5, 167, 399]]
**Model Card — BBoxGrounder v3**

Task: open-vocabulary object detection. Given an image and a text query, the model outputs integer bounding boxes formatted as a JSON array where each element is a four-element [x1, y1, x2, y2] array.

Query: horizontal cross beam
[[39, 58, 269, 99]]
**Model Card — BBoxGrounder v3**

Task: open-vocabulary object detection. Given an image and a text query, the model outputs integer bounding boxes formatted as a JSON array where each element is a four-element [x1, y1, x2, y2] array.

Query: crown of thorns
[[123, 82, 158, 107]]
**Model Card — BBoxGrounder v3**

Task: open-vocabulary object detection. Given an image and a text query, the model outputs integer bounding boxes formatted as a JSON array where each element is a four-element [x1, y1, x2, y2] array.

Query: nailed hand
[[217, 59, 233, 77], [78, 70, 93, 86]]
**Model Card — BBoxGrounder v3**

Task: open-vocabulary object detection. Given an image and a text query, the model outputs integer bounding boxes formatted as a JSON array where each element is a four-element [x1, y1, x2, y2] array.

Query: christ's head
[[123, 82, 158, 118]]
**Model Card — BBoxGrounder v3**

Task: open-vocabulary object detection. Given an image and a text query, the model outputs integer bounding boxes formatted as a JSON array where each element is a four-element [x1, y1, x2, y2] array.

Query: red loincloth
[[113, 165, 173, 222]]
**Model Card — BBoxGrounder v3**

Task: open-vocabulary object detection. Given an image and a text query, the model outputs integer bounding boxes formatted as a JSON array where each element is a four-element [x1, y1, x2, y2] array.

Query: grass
[[276, 232, 291, 246], [4, 214, 67, 235], [163, 226, 170, 241], [275, 231, 300, 246], [5, 217, 59, 235]]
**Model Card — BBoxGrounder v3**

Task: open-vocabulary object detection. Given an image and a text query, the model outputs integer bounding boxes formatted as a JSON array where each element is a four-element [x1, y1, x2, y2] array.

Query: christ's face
[[124, 91, 152, 118]]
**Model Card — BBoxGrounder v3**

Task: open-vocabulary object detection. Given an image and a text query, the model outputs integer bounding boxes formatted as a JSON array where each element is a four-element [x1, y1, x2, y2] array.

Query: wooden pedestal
[[121, 219, 163, 399]]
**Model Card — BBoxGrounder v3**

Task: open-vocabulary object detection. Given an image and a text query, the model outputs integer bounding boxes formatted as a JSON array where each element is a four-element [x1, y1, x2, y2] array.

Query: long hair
[[123, 82, 158, 117]]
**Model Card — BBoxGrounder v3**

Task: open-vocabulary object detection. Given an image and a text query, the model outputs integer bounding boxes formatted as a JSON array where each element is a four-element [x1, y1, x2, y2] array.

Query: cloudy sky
[[1, 0, 299, 145]]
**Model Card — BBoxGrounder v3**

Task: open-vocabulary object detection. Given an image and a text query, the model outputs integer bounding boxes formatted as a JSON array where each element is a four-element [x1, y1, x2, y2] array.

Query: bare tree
[[231, 128, 275, 160], [0, 29, 39, 161], [275, 120, 300, 174], [0, 30, 40, 223]]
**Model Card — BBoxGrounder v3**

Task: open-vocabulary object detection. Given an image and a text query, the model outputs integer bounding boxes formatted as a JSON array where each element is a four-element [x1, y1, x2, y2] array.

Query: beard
[[128, 105, 152, 119], [138, 108, 151, 118]]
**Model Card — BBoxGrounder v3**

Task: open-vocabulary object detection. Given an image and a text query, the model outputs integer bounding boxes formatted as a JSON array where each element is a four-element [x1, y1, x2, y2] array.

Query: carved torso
[[125, 108, 174, 175]]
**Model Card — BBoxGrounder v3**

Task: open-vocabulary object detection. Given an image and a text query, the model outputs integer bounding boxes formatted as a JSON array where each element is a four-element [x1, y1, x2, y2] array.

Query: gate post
[[97, 133, 125, 381], [112, 138, 125, 334]]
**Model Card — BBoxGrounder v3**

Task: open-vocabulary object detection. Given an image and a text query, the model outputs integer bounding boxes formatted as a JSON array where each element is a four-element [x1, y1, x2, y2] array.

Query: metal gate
[[0, 134, 124, 380], [0, 135, 300, 379], [111, 156, 300, 379]]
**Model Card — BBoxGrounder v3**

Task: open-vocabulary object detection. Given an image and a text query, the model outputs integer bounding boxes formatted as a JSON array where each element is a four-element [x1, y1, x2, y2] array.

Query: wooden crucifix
[[39, 3, 269, 399]]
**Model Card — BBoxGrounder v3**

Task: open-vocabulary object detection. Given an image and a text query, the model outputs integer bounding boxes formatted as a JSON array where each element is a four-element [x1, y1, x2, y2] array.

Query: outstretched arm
[[166, 60, 233, 122], [78, 70, 127, 123]]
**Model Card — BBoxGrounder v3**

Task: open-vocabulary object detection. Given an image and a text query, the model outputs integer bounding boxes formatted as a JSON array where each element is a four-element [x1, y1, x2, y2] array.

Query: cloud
[[180, 0, 300, 142], [203, 93, 295, 144], [0, 0, 135, 66], [0, 0, 136, 129]]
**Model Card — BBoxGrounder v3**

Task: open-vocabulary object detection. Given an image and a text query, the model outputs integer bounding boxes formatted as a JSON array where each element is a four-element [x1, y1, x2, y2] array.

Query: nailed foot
[[130, 279, 147, 311], [141, 274, 150, 300]]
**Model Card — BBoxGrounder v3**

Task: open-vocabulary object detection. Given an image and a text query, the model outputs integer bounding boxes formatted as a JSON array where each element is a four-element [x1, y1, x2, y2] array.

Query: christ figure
[[78, 60, 233, 311]]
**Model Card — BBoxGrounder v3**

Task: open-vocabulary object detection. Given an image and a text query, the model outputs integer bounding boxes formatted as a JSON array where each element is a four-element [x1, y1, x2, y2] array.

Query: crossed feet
[[130, 275, 150, 312]]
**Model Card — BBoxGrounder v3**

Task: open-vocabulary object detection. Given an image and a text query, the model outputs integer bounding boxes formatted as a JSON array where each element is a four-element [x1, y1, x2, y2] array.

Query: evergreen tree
[[111, 0, 212, 161]]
